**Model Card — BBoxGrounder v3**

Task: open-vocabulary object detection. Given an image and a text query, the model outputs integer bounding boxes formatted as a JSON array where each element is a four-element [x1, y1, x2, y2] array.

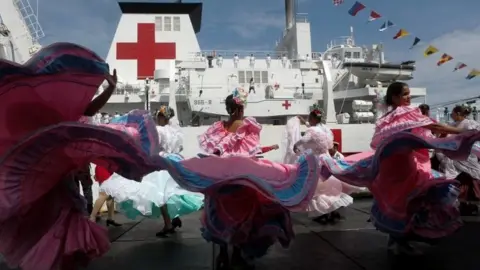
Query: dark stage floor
[[2, 200, 480, 270]]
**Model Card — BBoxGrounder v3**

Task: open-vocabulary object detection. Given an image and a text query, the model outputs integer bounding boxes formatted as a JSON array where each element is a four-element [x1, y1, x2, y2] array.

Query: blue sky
[[36, 0, 480, 106]]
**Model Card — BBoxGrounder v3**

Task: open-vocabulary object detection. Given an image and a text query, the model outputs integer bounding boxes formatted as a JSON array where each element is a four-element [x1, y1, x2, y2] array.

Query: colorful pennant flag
[[424, 45, 439, 57], [453, 62, 467, 72], [379, 20, 394, 31], [339, 1, 480, 82], [333, 0, 344, 6], [368, 10, 381, 22], [348, 1, 366, 16], [409, 37, 421, 49], [466, 69, 480, 80], [393, 29, 409, 39], [437, 53, 453, 66]]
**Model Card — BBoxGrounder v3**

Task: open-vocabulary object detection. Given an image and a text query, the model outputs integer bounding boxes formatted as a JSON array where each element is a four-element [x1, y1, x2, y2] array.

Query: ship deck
[[2, 199, 480, 270]]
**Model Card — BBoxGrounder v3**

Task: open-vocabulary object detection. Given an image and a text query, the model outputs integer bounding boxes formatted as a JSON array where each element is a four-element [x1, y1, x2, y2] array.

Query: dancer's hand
[[272, 144, 279, 150], [106, 69, 117, 87]]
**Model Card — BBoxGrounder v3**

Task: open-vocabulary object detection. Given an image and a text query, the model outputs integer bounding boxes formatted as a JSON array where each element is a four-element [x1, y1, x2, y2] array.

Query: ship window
[[353, 52, 360, 58], [344, 51, 351, 58], [261, 71, 268, 83], [155, 16, 162, 31], [173, 16, 180, 31], [254, 71, 261, 83], [238, 71, 246, 84], [164, 17, 172, 31], [246, 71, 253, 83]]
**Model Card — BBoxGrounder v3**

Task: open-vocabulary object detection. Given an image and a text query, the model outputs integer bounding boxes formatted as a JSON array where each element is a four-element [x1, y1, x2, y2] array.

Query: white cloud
[[398, 25, 480, 106]]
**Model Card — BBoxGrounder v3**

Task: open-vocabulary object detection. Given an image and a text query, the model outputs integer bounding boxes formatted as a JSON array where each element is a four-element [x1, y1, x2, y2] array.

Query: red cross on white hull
[[116, 23, 176, 80]]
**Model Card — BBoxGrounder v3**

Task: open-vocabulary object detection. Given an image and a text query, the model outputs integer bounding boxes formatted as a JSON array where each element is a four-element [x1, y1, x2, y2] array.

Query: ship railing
[[326, 36, 355, 50], [187, 51, 324, 61]]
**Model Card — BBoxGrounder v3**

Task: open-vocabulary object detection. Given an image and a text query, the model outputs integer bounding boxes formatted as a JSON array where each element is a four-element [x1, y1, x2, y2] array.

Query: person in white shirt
[[329, 142, 344, 160], [266, 54, 271, 68], [216, 55, 223, 67], [281, 53, 288, 68], [249, 53, 255, 68], [233, 53, 239, 68]]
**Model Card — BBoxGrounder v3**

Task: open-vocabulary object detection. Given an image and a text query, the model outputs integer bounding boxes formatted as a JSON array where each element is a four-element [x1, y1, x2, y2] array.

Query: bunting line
[[334, 1, 478, 80]]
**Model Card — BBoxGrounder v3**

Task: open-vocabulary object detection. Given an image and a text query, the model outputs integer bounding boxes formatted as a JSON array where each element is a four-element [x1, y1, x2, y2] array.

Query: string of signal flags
[[332, 0, 479, 80]]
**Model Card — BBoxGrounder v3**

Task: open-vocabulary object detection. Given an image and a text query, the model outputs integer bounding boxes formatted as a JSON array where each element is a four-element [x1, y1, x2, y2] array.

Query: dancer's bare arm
[[84, 69, 117, 116]]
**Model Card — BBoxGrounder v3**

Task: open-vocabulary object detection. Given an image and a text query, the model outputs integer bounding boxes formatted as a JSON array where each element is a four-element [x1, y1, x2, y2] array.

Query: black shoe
[[155, 228, 175, 238], [313, 214, 329, 224], [215, 254, 230, 270], [106, 219, 122, 227], [172, 217, 182, 229]]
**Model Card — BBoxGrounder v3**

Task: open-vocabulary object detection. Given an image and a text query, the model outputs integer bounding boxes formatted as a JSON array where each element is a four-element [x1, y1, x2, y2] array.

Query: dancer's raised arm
[[84, 69, 117, 116]]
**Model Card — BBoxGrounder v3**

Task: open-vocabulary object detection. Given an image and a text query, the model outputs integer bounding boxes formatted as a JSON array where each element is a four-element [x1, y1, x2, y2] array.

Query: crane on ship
[[0, 0, 45, 63]]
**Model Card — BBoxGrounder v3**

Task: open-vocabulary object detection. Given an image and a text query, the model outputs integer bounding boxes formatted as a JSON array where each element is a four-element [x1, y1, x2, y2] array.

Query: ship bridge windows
[[253, 71, 261, 83], [155, 16, 180, 32], [238, 71, 269, 84], [261, 71, 268, 83], [238, 71, 246, 83], [353, 51, 361, 58], [173, 16, 181, 31], [155, 17, 162, 31], [344, 51, 352, 58], [164, 17, 172, 31]]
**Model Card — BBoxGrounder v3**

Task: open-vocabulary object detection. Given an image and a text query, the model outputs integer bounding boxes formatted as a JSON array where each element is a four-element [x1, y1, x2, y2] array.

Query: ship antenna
[[350, 26, 355, 46]]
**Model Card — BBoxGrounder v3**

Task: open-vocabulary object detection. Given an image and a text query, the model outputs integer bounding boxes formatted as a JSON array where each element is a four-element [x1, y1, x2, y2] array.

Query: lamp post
[[145, 78, 150, 111]]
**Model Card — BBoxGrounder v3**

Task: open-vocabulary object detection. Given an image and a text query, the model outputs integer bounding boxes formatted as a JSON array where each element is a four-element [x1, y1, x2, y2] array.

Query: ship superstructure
[[1, 0, 427, 155]]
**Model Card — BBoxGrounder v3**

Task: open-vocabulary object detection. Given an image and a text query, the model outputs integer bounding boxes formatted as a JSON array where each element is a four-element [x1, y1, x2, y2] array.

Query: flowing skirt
[[155, 152, 320, 258], [100, 154, 204, 219], [0, 111, 163, 270], [316, 131, 480, 239]]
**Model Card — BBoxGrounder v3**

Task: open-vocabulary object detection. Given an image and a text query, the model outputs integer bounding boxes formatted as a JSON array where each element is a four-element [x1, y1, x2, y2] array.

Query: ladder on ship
[[13, 0, 44, 55]]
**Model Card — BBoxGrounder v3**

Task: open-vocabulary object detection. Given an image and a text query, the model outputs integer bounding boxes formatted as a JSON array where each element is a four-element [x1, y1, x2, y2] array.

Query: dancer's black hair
[[385, 82, 409, 106], [309, 109, 322, 122], [225, 94, 243, 116], [418, 104, 430, 116], [452, 104, 472, 117]]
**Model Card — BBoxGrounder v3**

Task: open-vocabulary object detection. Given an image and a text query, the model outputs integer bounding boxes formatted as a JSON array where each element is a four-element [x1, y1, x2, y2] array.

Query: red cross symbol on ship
[[116, 23, 176, 80], [282, 100, 291, 110]]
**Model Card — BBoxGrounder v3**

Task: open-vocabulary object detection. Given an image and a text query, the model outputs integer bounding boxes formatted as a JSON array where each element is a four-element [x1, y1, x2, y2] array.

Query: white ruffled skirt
[[100, 162, 204, 219]]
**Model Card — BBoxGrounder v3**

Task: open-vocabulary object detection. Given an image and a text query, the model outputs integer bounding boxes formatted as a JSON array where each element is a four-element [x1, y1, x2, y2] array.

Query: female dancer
[[317, 81, 480, 255], [436, 105, 480, 215], [154, 87, 320, 269], [0, 43, 165, 269], [289, 110, 361, 223], [95, 106, 204, 237], [89, 165, 122, 226]]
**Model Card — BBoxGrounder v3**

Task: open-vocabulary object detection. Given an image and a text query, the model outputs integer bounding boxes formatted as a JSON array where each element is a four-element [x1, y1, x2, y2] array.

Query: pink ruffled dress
[[162, 117, 320, 258], [317, 106, 480, 240], [293, 124, 359, 216], [199, 117, 262, 157], [0, 43, 162, 270]]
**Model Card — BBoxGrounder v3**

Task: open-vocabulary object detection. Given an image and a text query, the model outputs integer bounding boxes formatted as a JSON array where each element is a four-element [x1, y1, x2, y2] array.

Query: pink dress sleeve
[[371, 106, 434, 149], [198, 117, 262, 157]]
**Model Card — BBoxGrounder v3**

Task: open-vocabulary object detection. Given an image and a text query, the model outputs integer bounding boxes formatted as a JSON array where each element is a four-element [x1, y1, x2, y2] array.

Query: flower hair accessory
[[311, 109, 323, 116], [232, 87, 248, 107], [157, 105, 171, 119]]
